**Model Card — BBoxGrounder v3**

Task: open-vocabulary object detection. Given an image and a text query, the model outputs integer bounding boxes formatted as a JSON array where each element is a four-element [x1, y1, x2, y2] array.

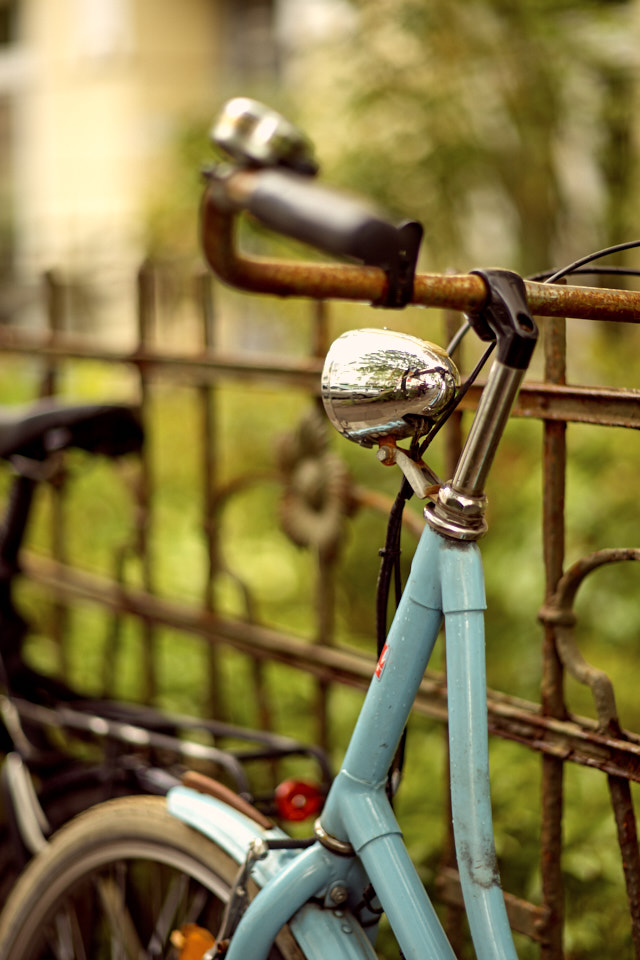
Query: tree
[[285, 0, 640, 275]]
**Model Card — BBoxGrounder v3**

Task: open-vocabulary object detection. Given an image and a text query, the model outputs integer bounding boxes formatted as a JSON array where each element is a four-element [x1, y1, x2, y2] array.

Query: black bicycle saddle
[[0, 402, 144, 462]]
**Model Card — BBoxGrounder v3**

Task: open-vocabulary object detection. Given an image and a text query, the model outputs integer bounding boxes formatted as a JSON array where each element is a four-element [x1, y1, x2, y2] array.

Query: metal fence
[[0, 264, 639, 958]]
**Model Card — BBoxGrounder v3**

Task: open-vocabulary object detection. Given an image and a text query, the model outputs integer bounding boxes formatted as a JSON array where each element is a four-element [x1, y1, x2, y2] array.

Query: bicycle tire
[[0, 795, 304, 959], [0, 755, 161, 908]]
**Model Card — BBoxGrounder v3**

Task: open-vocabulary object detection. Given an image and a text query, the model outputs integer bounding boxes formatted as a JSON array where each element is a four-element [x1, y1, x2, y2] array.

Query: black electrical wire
[[375, 476, 412, 656], [374, 475, 412, 803], [541, 240, 640, 285], [418, 339, 496, 458], [529, 265, 640, 283], [445, 318, 471, 355]]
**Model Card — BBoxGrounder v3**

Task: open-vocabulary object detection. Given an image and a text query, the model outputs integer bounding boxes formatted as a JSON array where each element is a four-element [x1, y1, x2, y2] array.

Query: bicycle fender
[[167, 785, 377, 960], [167, 784, 297, 884]]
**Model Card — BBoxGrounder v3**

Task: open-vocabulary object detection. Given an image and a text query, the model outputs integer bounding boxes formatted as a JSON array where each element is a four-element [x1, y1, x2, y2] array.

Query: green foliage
[[284, 0, 639, 275], [144, 0, 640, 307]]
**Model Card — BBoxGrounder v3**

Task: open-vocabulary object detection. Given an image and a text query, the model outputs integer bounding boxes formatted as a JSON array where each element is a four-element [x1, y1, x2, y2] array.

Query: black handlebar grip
[[245, 169, 402, 266]]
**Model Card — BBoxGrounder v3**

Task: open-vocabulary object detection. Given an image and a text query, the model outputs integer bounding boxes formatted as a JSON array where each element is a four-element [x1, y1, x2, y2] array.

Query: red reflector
[[274, 779, 324, 822]]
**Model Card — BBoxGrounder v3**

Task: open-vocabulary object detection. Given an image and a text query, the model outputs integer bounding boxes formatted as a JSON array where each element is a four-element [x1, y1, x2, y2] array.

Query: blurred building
[[0, 0, 279, 303]]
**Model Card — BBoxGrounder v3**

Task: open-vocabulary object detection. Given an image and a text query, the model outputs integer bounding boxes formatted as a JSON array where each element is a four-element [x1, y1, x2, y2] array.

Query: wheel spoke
[[51, 904, 88, 960], [147, 871, 188, 956], [96, 872, 146, 960], [182, 885, 209, 927], [148, 870, 213, 954]]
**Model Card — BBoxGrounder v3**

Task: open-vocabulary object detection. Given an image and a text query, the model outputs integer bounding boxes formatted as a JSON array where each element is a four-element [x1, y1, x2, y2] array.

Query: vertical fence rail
[[311, 300, 332, 753], [197, 270, 224, 720], [540, 314, 568, 959], [135, 263, 158, 703], [42, 272, 70, 680]]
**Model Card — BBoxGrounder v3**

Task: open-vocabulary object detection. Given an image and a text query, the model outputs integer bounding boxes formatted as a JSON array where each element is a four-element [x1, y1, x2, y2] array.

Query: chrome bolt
[[376, 445, 396, 465], [329, 884, 348, 905]]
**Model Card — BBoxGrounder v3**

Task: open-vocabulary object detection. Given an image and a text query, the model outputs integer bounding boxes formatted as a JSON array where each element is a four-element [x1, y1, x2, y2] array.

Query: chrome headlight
[[321, 328, 459, 447]]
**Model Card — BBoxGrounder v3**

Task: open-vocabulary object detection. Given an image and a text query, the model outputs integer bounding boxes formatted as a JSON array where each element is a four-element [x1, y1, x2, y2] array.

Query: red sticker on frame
[[375, 643, 389, 679]]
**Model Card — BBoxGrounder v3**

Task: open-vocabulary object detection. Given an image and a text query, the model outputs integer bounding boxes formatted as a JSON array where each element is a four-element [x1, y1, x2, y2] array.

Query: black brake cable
[[538, 239, 640, 285], [530, 265, 640, 283], [418, 339, 495, 458], [375, 475, 412, 803], [375, 476, 413, 657], [445, 319, 471, 355], [379, 241, 640, 631]]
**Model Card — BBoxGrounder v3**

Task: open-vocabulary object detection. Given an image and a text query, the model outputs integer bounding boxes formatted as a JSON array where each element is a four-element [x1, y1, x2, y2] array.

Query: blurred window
[[222, 0, 279, 83], [0, 0, 18, 47], [74, 0, 133, 60]]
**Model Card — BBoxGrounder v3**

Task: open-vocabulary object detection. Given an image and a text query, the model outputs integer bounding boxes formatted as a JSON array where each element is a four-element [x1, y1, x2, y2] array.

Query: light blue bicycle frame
[[168, 521, 518, 960]]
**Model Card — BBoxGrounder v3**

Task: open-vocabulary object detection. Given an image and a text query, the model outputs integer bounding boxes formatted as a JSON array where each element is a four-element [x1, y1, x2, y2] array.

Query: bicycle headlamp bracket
[[466, 269, 538, 369]]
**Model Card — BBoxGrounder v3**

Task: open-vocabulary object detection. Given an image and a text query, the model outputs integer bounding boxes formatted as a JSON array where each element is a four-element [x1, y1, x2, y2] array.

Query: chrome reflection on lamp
[[321, 329, 460, 447]]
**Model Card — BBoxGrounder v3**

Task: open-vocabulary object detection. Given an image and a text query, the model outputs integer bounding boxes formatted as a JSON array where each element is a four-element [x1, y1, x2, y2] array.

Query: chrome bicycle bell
[[211, 97, 318, 175], [321, 328, 459, 447]]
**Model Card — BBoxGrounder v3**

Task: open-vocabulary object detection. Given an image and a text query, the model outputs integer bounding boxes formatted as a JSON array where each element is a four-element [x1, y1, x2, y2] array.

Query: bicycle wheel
[[0, 795, 304, 959], [0, 758, 153, 908]]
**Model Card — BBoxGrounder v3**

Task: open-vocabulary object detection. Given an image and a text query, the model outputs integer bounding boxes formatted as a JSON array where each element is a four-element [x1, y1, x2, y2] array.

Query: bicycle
[[0, 97, 638, 960], [0, 395, 332, 908]]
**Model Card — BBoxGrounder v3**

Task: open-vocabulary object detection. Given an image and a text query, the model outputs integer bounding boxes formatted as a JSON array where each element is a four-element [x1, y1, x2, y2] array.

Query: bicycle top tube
[[200, 169, 640, 325]]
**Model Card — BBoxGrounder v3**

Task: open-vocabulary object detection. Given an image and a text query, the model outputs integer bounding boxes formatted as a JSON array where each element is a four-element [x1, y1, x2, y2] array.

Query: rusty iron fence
[[0, 264, 639, 958]]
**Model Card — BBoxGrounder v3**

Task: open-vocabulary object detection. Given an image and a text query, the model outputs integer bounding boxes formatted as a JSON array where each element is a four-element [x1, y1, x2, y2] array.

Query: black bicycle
[[0, 399, 331, 904]]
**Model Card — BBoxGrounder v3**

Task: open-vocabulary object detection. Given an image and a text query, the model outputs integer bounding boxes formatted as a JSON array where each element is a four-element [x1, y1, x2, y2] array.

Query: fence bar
[[18, 553, 640, 780], [42, 271, 70, 680], [135, 263, 158, 701], [197, 271, 225, 721], [540, 314, 568, 959]]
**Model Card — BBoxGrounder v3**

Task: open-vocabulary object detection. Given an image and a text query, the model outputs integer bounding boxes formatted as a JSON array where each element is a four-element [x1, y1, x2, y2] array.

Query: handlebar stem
[[425, 361, 526, 541], [426, 271, 538, 541], [453, 361, 526, 494]]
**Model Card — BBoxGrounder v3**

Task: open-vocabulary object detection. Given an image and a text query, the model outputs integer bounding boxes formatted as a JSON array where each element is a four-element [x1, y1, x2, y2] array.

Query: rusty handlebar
[[201, 168, 640, 325]]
